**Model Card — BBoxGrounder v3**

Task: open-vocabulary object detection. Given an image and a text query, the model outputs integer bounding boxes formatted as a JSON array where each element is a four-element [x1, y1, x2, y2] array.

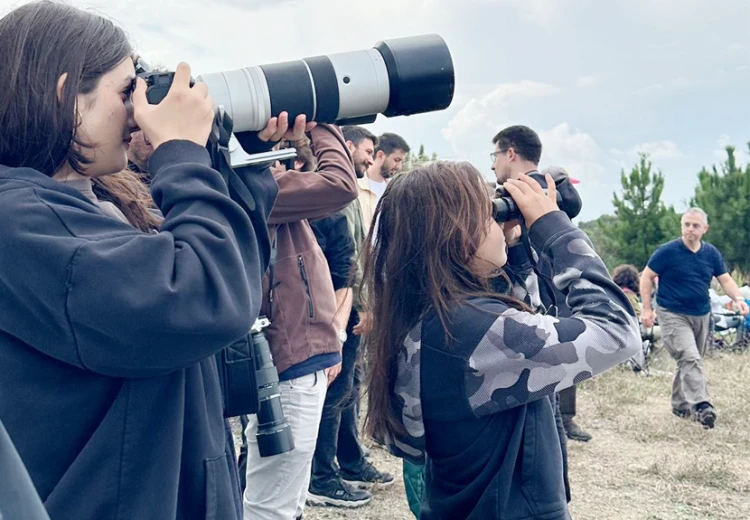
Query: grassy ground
[[240, 346, 750, 519]]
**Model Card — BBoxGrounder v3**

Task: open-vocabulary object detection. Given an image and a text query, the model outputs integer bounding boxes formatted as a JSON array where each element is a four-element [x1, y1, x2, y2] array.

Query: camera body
[[493, 170, 582, 222]]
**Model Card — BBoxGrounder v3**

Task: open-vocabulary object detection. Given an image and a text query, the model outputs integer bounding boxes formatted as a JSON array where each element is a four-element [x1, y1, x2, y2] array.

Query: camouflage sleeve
[[503, 243, 544, 312], [466, 211, 641, 417]]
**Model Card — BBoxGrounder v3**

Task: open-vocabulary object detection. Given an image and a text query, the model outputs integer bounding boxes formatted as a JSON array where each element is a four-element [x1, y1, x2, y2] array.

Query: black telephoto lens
[[251, 328, 294, 457]]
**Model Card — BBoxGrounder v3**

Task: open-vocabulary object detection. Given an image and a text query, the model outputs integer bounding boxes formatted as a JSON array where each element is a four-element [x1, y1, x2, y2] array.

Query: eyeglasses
[[490, 149, 508, 162]]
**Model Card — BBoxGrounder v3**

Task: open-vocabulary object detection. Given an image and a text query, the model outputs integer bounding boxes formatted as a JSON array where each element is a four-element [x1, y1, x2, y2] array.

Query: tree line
[[579, 143, 750, 276]]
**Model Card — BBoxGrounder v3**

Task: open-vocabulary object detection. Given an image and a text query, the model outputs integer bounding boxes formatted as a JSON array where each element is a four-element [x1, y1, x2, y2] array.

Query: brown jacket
[[260, 124, 357, 375]]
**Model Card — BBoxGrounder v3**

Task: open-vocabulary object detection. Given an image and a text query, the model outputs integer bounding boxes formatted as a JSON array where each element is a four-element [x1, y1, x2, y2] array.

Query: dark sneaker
[[562, 418, 592, 442], [672, 408, 691, 419], [307, 478, 371, 508], [694, 403, 716, 429], [341, 462, 395, 489]]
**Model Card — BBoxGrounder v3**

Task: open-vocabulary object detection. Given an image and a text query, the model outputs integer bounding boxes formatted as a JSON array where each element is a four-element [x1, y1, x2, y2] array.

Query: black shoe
[[307, 478, 371, 508], [694, 403, 716, 429], [672, 407, 691, 419], [562, 418, 592, 442], [340, 462, 395, 489]]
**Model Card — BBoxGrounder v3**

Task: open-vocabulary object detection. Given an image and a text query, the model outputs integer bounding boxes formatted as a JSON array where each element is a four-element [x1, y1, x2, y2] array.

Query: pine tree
[[599, 153, 680, 269], [691, 143, 750, 275]]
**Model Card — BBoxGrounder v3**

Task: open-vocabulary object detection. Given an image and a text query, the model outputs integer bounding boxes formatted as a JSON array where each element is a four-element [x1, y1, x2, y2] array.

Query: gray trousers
[[657, 305, 711, 411]]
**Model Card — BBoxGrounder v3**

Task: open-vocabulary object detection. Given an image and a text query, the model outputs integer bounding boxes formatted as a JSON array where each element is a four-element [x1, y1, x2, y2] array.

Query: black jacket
[[0, 140, 277, 520], [310, 211, 355, 291]]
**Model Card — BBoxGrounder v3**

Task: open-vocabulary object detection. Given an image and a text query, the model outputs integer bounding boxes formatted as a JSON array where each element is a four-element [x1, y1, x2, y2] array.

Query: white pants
[[243, 370, 327, 520]]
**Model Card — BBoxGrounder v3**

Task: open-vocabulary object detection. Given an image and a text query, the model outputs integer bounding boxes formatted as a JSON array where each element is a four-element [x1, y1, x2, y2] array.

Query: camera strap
[[209, 110, 257, 213], [519, 220, 560, 317]]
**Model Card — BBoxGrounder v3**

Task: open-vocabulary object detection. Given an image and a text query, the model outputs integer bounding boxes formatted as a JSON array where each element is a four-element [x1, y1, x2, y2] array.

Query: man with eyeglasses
[[490, 125, 590, 443]]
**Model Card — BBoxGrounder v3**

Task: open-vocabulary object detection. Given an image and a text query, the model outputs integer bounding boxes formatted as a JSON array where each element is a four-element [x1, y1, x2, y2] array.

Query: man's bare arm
[[717, 273, 750, 316], [640, 266, 659, 327]]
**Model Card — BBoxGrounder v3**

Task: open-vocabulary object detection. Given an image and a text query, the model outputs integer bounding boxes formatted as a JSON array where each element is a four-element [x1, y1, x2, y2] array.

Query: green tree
[[600, 153, 680, 269], [404, 144, 435, 170], [691, 143, 750, 275], [578, 214, 619, 270]]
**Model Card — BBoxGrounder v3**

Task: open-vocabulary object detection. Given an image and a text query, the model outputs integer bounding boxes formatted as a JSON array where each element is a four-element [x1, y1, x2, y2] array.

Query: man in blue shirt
[[640, 207, 749, 428]]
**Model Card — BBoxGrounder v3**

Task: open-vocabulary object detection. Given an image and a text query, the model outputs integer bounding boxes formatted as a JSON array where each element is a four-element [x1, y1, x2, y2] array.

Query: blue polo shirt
[[648, 239, 727, 316]]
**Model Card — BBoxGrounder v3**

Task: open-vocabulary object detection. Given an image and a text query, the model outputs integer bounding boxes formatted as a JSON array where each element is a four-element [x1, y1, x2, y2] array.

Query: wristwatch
[[339, 330, 348, 344]]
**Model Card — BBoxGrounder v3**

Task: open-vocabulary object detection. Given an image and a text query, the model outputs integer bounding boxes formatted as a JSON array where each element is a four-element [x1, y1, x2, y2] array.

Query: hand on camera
[[132, 62, 214, 149], [503, 174, 559, 227], [257, 113, 317, 143]]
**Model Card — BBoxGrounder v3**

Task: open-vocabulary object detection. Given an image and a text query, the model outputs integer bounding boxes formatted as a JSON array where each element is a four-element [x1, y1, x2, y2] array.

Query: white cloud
[[537, 124, 618, 221], [611, 140, 684, 162], [575, 76, 599, 88], [442, 81, 559, 155], [505, 0, 568, 29], [637, 141, 684, 160], [634, 77, 697, 96]]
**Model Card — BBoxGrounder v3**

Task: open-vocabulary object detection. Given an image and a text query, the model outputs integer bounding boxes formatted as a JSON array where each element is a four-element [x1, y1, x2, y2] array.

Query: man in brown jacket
[[242, 122, 358, 520]]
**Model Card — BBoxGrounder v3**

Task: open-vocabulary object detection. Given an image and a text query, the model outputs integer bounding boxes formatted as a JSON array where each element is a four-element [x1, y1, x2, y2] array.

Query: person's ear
[[346, 141, 356, 154], [56, 73, 68, 103]]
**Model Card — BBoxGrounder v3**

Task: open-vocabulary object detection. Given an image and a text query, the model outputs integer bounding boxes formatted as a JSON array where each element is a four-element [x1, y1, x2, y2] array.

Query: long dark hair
[[361, 161, 528, 443], [0, 2, 160, 233], [93, 172, 162, 233], [0, 1, 132, 176]]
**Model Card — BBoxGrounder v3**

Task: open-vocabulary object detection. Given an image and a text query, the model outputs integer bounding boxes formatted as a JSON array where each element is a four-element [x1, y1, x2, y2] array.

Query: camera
[[220, 317, 294, 458], [139, 34, 454, 131], [493, 170, 583, 222], [250, 318, 294, 457], [136, 34, 454, 170]]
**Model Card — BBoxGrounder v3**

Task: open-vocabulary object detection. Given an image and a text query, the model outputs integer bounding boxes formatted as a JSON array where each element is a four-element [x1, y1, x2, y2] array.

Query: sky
[[3, 0, 749, 221]]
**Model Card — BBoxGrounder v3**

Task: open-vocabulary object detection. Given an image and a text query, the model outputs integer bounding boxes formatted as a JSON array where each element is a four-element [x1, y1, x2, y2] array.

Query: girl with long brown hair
[[362, 161, 640, 519]]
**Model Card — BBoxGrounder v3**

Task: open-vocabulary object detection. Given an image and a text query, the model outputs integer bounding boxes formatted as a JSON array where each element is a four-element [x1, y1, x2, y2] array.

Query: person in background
[[358, 132, 410, 234], [492, 125, 591, 444], [308, 125, 393, 509], [241, 122, 359, 520], [640, 207, 749, 428]]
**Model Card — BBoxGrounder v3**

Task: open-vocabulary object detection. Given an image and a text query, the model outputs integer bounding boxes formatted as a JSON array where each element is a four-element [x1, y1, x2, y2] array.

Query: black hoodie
[[0, 140, 277, 519]]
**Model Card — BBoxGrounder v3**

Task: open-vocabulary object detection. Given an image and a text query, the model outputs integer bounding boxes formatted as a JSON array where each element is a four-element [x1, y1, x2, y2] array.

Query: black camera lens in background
[[195, 34, 455, 132], [251, 327, 294, 457]]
